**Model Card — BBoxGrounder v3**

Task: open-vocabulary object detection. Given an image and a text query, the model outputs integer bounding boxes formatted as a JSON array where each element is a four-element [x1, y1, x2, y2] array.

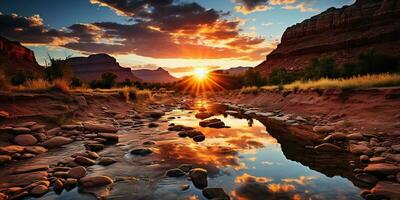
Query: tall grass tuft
[[240, 86, 260, 94], [52, 79, 70, 93], [262, 73, 400, 91]]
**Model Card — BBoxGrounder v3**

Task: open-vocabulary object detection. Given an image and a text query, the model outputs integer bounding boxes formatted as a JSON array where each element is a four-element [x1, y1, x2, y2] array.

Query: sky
[[0, 0, 354, 77]]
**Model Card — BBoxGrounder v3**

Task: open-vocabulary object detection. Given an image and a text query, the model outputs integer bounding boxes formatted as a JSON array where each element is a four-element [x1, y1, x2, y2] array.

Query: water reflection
[[155, 109, 362, 199]]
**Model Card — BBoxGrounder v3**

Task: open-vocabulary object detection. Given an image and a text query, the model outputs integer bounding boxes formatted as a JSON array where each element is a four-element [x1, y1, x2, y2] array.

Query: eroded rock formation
[[256, 0, 400, 75]]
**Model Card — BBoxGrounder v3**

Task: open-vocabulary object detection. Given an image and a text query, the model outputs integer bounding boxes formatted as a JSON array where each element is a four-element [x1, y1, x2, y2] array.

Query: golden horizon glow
[[194, 68, 208, 81]]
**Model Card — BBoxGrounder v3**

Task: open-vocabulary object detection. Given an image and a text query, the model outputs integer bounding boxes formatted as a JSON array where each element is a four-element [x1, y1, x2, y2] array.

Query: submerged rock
[[189, 168, 208, 189], [145, 111, 165, 118], [202, 188, 230, 200], [165, 168, 186, 177], [195, 112, 213, 119], [98, 157, 117, 166], [79, 176, 113, 188], [74, 156, 96, 166], [97, 133, 119, 143], [199, 119, 225, 128], [130, 148, 152, 156], [30, 184, 48, 196]]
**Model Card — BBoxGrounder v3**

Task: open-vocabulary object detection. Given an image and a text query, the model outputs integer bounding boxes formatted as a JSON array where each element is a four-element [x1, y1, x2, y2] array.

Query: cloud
[[283, 2, 318, 12], [234, 0, 297, 14], [235, 173, 273, 184], [0, 0, 273, 61]]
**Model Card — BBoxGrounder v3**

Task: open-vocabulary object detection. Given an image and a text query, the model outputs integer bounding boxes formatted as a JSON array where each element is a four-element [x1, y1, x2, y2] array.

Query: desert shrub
[[268, 68, 298, 85], [11, 70, 35, 86], [243, 69, 265, 86], [118, 79, 134, 87], [356, 50, 399, 74], [20, 79, 53, 90], [44, 57, 73, 81], [52, 79, 70, 93], [303, 56, 337, 80], [90, 72, 118, 89], [70, 77, 82, 88], [119, 87, 137, 102]]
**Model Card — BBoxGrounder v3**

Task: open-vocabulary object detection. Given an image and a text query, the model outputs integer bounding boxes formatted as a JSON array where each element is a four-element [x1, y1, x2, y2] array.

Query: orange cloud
[[235, 173, 273, 184]]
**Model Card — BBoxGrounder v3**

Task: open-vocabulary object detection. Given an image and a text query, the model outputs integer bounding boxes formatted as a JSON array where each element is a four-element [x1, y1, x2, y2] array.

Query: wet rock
[[313, 125, 335, 133], [79, 176, 113, 187], [47, 127, 61, 135], [189, 168, 208, 189], [34, 133, 47, 142], [0, 171, 48, 188], [68, 166, 87, 179], [349, 144, 371, 155], [87, 151, 100, 159], [179, 164, 192, 172], [195, 112, 213, 119], [180, 184, 190, 191], [225, 110, 239, 115], [386, 154, 400, 162], [369, 157, 386, 163], [13, 134, 38, 146], [14, 121, 36, 128], [12, 127, 31, 134], [202, 188, 230, 200], [364, 163, 400, 175], [360, 155, 369, 163], [193, 135, 205, 142], [83, 123, 118, 133], [200, 119, 225, 128], [355, 173, 378, 185], [97, 133, 119, 144], [30, 124, 46, 132], [0, 110, 9, 119], [371, 181, 400, 199], [53, 179, 64, 191], [168, 125, 193, 131], [13, 165, 49, 174], [180, 130, 203, 138], [374, 147, 387, 153], [30, 184, 48, 196], [98, 157, 117, 166], [0, 145, 25, 154], [0, 192, 7, 200], [145, 111, 165, 118], [74, 156, 96, 166], [148, 122, 159, 128], [64, 178, 78, 188], [314, 143, 343, 152], [85, 143, 104, 152], [166, 168, 186, 177], [42, 136, 73, 149], [21, 153, 35, 159], [61, 124, 82, 130], [130, 148, 152, 156], [255, 112, 274, 117], [0, 155, 11, 165], [24, 146, 48, 154]]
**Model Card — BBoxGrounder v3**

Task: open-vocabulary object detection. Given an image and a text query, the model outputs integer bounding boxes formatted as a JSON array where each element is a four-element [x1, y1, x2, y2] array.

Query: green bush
[[90, 72, 118, 89], [268, 68, 299, 85], [44, 57, 73, 81], [303, 56, 337, 80]]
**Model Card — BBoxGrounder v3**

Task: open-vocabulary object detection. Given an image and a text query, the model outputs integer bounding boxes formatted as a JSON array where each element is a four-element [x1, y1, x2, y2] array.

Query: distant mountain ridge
[[220, 66, 251, 75], [0, 35, 43, 76], [255, 0, 400, 75], [132, 67, 178, 83], [65, 54, 141, 82]]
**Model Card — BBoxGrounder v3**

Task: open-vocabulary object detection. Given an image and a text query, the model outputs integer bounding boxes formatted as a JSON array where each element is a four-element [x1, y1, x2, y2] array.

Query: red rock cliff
[[0, 36, 43, 75], [255, 0, 400, 75]]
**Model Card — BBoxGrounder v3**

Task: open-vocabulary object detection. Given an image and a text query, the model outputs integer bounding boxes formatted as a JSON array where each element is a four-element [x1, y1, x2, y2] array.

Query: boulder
[[42, 136, 72, 149], [349, 144, 371, 155], [97, 133, 119, 143], [189, 168, 208, 189], [202, 188, 230, 200], [13, 134, 38, 146], [53, 179, 64, 191], [346, 133, 365, 140], [24, 146, 48, 154], [0, 155, 11, 165], [371, 181, 400, 199], [165, 168, 186, 177], [85, 143, 104, 152], [0, 145, 25, 154], [193, 135, 205, 142], [79, 176, 113, 187], [68, 166, 87, 179], [12, 127, 31, 134], [195, 112, 213, 119], [83, 123, 118, 133], [364, 163, 400, 175], [30, 184, 48, 196]]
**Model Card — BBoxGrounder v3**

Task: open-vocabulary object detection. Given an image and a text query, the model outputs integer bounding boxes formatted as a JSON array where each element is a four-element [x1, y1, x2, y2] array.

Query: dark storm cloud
[[234, 0, 297, 14]]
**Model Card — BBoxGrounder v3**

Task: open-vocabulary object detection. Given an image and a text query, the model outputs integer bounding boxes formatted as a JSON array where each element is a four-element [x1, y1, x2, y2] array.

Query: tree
[[44, 57, 73, 81], [11, 70, 35, 85]]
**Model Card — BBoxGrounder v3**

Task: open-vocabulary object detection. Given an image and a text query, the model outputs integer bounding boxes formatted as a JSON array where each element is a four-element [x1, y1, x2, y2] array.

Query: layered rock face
[[132, 67, 177, 83], [0, 36, 43, 75], [256, 0, 400, 75], [66, 54, 141, 82]]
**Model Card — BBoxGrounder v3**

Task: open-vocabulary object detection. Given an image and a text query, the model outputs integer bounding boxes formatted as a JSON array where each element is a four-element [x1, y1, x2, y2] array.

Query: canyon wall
[[132, 67, 178, 83], [255, 0, 400, 75]]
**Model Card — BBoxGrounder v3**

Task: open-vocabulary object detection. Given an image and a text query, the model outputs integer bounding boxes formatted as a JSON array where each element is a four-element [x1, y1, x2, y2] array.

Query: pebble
[[68, 166, 87, 179], [30, 185, 48, 196], [79, 176, 113, 187], [42, 136, 73, 149], [166, 168, 186, 177], [98, 157, 117, 166], [13, 134, 38, 146], [74, 156, 96, 166]]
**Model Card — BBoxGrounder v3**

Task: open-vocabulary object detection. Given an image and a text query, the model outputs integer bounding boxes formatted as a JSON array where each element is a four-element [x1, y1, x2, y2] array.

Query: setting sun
[[194, 68, 208, 80]]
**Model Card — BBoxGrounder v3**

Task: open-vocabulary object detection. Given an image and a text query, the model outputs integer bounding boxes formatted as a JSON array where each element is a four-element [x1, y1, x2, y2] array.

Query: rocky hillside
[[219, 66, 251, 75], [66, 54, 141, 82], [132, 67, 177, 83], [256, 0, 400, 75], [0, 36, 43, 76]]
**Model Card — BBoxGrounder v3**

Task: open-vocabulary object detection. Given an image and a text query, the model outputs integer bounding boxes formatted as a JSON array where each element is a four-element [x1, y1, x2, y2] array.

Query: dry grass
[[240, 86, 260, 94], [261, 73, 400, 91], [11, 79, 70, 93]]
